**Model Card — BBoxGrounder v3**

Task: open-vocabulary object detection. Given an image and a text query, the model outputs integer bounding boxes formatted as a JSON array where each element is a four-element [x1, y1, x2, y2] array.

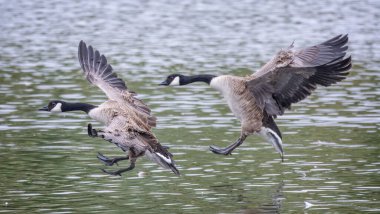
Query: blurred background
[[0, 0, 379, 213]]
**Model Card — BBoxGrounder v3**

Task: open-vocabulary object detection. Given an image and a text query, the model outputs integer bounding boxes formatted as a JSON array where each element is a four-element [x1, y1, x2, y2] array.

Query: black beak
[[38, 106, 49, 111], [159, 80, 170, 86]]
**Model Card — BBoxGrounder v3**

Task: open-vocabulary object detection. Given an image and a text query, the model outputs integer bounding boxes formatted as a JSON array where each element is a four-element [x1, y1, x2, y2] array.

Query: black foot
[[100, 163, 136, 176], [101, 168, 122, 176], [209, 145, 233, 155], [87, 123, 97, 137], [97, 152, 129, 166]]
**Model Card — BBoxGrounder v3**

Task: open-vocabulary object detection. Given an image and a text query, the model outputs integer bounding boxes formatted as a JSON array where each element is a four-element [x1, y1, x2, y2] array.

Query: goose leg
[[210, 134, 247, 155], [88, 124, 130, 165], [97, 152, 129, 166], [101, 158, 136, 176]]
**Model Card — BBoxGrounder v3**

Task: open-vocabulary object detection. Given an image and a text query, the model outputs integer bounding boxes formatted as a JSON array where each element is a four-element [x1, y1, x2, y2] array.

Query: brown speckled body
[[210, 75, 264, 135]]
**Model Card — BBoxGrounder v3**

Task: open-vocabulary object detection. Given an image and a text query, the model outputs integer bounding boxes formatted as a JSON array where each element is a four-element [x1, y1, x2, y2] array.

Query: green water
[[0, 0, 379, 213]]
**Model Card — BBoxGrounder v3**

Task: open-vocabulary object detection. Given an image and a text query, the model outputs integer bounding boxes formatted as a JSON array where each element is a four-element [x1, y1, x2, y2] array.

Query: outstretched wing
[[78, 41, 126, 95], [248, 34, 351, 116], [78, 41, 156, 127]]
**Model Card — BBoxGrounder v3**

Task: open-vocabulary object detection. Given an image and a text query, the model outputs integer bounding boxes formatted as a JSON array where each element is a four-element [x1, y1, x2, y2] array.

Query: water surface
[[0, 0, 379, 213]]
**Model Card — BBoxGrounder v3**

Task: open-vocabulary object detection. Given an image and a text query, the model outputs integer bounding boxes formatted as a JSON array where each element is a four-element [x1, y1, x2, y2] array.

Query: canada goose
[[160, 35, 351, 161], [39, 41, 179, 176]]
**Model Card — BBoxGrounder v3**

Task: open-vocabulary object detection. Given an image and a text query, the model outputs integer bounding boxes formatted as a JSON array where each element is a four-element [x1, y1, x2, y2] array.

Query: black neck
[[181, 74, 216, 85], [62, 102, 96, 113]]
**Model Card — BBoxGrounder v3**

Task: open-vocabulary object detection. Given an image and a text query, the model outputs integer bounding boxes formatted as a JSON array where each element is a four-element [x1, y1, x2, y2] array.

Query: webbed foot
[[209, 145, 233, 155], [101, 168, 122, 176], [97, 152, 129, 166], [100, 162, 136, 176]]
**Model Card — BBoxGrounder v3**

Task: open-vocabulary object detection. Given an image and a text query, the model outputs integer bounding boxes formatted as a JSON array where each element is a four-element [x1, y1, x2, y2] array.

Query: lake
[[0, 0, 379, 213]]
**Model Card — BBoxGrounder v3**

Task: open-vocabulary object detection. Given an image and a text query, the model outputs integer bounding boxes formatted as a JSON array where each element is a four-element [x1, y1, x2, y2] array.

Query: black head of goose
[[39, 41, 180, 176], [160, 34, 352, 161], [39, 100, 96, 113]]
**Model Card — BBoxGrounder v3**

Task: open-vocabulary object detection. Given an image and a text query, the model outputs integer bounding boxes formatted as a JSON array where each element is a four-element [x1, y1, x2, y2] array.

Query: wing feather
[[248, 35, 351, 116], [78, 41, 156, 127], [78, 40, 127, 94]]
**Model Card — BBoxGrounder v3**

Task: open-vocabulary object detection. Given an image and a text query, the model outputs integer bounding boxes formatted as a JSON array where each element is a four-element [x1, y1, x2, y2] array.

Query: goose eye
[[49, 102, 56, 108]]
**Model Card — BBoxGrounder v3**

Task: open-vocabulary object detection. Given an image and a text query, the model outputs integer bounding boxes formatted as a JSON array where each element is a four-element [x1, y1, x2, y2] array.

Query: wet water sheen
[[0, 0, 379, 213]]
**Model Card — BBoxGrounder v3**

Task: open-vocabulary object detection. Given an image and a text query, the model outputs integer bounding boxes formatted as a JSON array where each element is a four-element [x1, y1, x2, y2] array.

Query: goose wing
[[78, 41, 156, 127], [248, 34, 351, 116]]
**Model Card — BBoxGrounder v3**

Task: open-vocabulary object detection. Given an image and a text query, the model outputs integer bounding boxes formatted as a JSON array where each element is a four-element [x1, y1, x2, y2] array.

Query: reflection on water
[[0, 0, 379, 213]]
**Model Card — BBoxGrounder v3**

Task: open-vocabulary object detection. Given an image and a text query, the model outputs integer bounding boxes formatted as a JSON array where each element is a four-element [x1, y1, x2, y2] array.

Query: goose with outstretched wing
[[40, 41, 179, 176], [160, 35, 351, 161]]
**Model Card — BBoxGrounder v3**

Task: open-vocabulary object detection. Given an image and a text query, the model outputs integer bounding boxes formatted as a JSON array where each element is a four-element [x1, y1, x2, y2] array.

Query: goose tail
[[259, 127, 284, 162], [145, 149, 180, 176]]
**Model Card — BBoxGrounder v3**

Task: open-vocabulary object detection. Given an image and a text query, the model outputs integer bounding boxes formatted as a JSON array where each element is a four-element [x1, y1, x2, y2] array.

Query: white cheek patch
[[169, 76, 180, 86], [51, 103, 62, 112], [209, 76, 225, 91]]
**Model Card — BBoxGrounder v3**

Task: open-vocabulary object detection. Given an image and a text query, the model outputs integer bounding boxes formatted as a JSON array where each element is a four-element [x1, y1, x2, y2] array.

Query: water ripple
[[0, 0, 379, 213]]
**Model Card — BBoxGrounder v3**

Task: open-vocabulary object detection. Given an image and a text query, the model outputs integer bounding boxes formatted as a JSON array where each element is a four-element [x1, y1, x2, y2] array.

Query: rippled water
[[1, 0, 379, 213]]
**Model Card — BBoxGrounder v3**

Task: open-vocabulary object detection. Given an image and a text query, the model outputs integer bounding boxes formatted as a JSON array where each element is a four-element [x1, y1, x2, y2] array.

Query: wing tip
[[78, 40, 87, 55], [323, 34, 349, 47], [78, 40, 87, 70]]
